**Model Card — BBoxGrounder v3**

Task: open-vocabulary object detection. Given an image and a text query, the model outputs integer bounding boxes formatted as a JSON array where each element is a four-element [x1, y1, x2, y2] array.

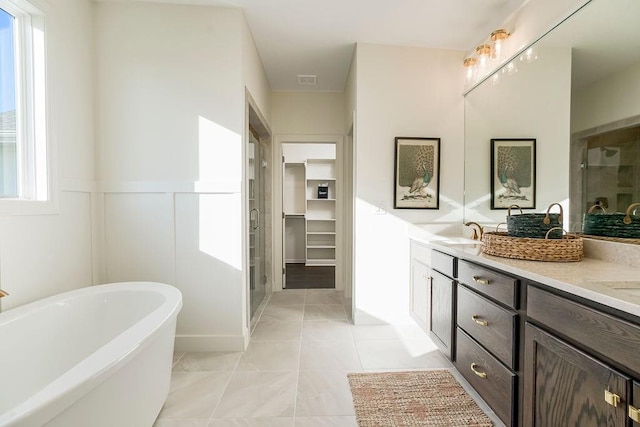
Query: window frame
[[0, 0, 54, 215]]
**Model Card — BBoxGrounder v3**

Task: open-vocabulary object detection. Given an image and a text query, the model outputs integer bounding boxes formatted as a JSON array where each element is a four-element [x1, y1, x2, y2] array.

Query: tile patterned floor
[[154, 289, 504, 427]]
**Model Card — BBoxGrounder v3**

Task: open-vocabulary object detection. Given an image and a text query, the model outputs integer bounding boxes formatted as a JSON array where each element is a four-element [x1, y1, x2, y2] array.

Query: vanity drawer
[[528, 285, 640, 376], [455, 328, 516, 426], [431, 250, 456, 278], [457, 285, 517, 370], [458, 260, 517, 308]]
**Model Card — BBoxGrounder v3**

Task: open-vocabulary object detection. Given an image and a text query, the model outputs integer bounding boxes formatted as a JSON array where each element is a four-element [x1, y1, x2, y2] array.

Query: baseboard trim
[[174, 334, 247, 352]]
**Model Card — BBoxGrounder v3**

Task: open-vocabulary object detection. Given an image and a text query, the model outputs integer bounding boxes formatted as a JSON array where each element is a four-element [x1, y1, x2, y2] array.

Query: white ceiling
[[103, 0, 527, 91]]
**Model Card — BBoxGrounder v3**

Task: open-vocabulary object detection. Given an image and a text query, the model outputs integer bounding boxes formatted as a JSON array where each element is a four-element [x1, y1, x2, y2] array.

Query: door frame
[[244, 91, 272, 335], [272, 134, 344, 292]]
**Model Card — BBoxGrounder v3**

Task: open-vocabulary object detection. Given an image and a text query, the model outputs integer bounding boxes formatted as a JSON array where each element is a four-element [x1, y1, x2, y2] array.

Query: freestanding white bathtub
[[0, 282, 182, 427]]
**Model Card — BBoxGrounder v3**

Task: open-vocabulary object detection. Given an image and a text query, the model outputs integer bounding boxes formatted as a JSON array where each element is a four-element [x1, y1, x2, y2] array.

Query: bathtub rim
[[0, 281, 182, 426]]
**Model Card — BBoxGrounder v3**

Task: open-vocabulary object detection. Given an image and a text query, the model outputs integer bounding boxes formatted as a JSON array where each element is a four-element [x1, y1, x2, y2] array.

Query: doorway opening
[[282, 141, 337, 289]]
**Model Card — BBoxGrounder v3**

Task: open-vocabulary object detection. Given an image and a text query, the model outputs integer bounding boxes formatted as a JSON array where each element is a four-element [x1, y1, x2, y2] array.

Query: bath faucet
[[464, 222, 484, 241]]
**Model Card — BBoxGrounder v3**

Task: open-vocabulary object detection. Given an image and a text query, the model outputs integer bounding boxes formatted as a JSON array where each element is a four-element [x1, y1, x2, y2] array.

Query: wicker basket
[[481, 227, 583, 262], [506, 203, 563, 239], [582, 203, 640, 238]]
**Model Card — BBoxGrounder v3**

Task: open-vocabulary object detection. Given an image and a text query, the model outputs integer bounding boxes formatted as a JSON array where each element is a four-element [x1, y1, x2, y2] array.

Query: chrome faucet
[[464, 222, 484, 241]]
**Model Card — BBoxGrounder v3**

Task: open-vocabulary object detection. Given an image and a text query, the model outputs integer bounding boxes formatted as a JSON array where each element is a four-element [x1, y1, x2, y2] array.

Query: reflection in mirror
[[464, 0, 640, 242], [464, 46, 571, 225], [580, 126, 640, 215]]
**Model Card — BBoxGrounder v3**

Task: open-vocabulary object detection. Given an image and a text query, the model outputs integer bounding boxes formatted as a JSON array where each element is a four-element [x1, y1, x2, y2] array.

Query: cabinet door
[[430, 269, 454, 359], [632, 382, 640, 425], [410, 258, 431, 332], [523, 323, 630, 427]]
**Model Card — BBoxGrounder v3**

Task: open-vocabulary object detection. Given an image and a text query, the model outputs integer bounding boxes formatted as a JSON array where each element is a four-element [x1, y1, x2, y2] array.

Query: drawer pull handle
[[630, 405, 640, 423], [605, 390, 621, 408], [470, 363, 487, 379], [422, 274, 431, 281], [472, 276, 491, 285], [472, 315, 488, 326]]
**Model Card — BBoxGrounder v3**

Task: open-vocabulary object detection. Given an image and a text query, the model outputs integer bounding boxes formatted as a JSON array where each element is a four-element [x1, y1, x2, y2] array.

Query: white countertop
[[411, 236, 640, 319]]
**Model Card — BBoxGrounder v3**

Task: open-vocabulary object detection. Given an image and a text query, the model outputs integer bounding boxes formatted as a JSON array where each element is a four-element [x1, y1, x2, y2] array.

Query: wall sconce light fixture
[[475, 44, 492, 66], [463, 57, 478, 84], [490, 29, 510, 61], [463, 28, 516, 87]]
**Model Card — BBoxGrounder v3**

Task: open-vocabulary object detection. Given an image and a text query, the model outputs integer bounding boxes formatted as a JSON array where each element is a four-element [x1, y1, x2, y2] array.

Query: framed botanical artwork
[[490, 138, 536, 209], [394, 137, 440, 209]]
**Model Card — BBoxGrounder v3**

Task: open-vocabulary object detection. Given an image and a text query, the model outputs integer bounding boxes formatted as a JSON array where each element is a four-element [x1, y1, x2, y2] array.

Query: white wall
[[95, 2, 270, 351], [352, 43, 465, 324], [283, 143, 336, 162], [571, 60, 640, 133], [242, 18, 271, 125], [0, 0, 95, 311], [271, 92, 345, 135], [464, 47, 573, 223]]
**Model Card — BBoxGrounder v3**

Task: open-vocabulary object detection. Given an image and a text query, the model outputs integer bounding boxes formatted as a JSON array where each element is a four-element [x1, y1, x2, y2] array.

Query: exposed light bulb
[[490, 29, 510, 62], [476, 44, 492, 67], [463, 57, 478, 84], [475, 44, 492, 78]]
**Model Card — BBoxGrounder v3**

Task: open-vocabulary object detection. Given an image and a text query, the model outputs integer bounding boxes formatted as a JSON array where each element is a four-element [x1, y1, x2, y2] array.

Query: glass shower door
[[249, 132, 266, 318]]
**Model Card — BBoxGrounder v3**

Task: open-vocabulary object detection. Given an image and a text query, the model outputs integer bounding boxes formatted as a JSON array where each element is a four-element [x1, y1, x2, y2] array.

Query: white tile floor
[[153, 289, 503, 427]]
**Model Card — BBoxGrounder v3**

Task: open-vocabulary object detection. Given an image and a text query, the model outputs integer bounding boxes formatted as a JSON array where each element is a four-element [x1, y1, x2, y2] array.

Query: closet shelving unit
[[283, 158, 336, 267], [305, 159, 336, 266]]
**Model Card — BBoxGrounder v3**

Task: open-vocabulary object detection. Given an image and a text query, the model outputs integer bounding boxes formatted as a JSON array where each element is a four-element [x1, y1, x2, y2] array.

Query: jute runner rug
[[347, 370, 493, 426]]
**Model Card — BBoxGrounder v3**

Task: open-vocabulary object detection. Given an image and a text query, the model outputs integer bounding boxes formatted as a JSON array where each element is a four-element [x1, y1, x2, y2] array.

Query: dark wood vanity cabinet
[[454, 260, 521, 426], [523, 322, 630, 426], [632, 383, 640, 425], [429, 250, 456, 359], [429, 252, 640, 427], [431, 270, 454, 358], [524, 285, 640, 427]]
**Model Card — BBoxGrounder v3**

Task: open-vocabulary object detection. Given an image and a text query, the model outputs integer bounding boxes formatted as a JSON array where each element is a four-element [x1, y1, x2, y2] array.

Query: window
[[0, 0, 48, 209], [0, 7, 17, 197]]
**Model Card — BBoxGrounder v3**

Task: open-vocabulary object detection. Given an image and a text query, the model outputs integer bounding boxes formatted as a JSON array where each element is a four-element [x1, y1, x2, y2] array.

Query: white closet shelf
[[307, 231, 335, 235], [305, 259, 335, 266]]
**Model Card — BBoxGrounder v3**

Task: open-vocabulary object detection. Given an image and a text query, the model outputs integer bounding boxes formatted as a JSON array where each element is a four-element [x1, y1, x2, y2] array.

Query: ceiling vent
[[297, 74, 317, 86]]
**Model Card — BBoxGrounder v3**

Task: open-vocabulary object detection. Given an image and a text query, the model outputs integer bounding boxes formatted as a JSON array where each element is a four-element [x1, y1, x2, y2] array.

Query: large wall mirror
[[464, 0, 640, 239]]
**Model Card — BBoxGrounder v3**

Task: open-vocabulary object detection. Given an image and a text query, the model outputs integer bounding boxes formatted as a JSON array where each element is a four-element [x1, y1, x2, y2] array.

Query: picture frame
[[490, 138, 536, 209], [394, 137, 440, 209]]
